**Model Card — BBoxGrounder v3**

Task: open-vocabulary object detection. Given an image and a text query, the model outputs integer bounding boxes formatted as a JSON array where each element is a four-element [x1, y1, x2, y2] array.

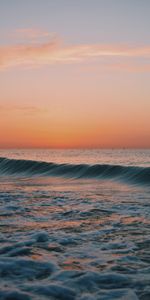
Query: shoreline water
[[0, 150, 150, 299]]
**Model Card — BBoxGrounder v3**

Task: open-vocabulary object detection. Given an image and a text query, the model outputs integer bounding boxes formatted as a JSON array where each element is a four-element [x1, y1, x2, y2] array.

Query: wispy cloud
[[0, 105, 46, 115], [13, 28, 52, 40], [0, 33, 150, 71], [0, 37, 59, 69], [79, 60, 150, 74], [0, 28, 55, 42]]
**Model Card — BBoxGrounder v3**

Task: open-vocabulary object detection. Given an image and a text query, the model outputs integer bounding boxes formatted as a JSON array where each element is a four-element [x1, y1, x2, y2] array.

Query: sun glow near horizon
[[0, 0, 150, 149]]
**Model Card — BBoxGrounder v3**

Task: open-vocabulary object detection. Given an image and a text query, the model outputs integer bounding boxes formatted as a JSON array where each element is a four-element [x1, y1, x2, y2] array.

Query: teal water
[[0, 150, 150, 299]]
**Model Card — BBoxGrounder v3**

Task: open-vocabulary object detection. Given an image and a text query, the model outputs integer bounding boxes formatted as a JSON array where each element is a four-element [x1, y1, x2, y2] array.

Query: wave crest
[[0, 157, 150, 185]]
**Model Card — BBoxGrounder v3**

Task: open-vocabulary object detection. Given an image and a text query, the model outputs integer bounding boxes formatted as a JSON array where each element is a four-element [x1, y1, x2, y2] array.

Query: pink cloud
[[0, 38, 59, 69], [14, 28, 51, 39], [10, 28, 56, 44], [0, 35, 150, 71], [0, 105, 46, 115]]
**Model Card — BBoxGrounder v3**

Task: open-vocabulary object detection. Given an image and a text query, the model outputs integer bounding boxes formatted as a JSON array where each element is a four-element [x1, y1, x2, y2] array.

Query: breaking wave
[[0, 157, 150, 185]]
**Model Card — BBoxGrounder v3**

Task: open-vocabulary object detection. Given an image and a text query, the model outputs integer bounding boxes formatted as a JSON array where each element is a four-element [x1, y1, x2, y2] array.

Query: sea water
[[0, 149, 150, 299]]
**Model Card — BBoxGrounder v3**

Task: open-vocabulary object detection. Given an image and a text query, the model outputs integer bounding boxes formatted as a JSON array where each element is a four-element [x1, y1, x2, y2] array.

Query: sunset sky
[[0, 0, 150, 148]]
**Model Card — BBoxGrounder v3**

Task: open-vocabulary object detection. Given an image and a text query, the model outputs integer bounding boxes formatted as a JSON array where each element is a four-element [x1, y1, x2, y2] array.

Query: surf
[[0, 157, 150, 185]]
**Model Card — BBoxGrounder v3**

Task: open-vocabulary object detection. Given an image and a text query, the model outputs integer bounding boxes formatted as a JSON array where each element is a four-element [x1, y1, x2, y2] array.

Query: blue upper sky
[[1, 0, 150, 45]]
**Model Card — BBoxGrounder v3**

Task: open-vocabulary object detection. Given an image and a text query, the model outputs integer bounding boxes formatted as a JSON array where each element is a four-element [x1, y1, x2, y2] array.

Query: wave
[[0, 157, 150, 185]]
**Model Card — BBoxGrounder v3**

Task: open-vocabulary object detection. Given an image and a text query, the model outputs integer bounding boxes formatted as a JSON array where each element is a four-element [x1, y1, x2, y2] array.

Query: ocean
[[0, 149, 150, 300]]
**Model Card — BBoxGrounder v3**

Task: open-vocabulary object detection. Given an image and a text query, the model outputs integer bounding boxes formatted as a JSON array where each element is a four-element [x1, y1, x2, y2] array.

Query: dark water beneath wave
[[0, 157, 150, 185], [0, 150, 150, 299]]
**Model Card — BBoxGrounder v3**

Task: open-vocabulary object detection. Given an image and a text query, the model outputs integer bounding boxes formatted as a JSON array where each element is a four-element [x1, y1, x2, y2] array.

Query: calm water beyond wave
[[0, 149, 150, 300]]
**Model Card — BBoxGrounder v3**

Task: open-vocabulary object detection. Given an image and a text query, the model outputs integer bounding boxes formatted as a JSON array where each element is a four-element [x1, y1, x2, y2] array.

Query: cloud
[[0, 27, 55, 42], [79, 60, 150, 74], [0, 37, 59, 69], [0, 105, 46, 115], [13, 28, 52, 40], [0, 34, 150, 71]]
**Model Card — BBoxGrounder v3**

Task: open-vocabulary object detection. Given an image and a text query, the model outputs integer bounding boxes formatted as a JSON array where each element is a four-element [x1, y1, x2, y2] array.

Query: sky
[[0, 0, 150, 148]]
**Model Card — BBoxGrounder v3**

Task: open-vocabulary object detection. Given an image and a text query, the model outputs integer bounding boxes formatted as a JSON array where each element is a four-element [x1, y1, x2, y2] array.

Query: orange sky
[[0, 69, 149, 148], [0, 1, 150, 148]]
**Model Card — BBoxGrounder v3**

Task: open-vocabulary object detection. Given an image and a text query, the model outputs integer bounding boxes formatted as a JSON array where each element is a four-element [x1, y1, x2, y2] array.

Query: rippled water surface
[[0, 149, 150, 166], [0, 150, 150, 299]]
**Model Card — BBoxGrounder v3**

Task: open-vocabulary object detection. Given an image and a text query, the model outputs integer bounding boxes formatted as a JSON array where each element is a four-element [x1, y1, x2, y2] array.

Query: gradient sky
[[0, 0, 150, 148]]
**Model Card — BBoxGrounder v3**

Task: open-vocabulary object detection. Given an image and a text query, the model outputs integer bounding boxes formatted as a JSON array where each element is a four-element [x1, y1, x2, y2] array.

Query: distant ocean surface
[[0, 149, 150, 300]]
